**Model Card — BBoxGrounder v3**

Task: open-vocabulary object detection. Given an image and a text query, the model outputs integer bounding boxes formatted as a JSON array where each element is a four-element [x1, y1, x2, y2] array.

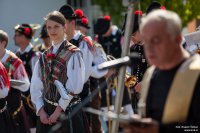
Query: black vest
[[130, 44, 148, 83], [16, 48, 35, 80], [98, 29, 122, 58]]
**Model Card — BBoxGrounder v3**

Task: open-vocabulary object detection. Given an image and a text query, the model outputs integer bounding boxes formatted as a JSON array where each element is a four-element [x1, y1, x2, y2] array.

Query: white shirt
[[1, 49, 30, 92], [30, 41, 85, 114], [73, 31, 107, 82]]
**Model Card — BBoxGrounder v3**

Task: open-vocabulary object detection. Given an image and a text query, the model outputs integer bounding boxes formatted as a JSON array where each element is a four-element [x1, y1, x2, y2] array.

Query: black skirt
[[6, 88, 30, 133], [0, 99, 15, 133], [36, 99, 85, 133], [22, 91, 37, 128]]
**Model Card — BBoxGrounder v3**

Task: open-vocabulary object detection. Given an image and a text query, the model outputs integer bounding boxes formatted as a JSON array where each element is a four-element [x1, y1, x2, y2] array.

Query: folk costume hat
[[75, 9, 90, 29], [14, 24, 33, 39], [146, 1, 166, 14], [59, 4, 76, 20], [94, 15, 111, 35], [122, 10, 143, 35], [40, 24, 48, 39]]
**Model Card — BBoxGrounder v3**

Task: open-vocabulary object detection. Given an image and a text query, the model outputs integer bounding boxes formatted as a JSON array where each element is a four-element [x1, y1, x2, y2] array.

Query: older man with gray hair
[[121, 10, 200, 133]]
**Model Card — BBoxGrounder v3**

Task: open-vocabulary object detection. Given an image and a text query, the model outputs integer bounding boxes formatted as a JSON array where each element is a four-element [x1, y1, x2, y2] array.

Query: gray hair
[[140, 10, 182, 37]]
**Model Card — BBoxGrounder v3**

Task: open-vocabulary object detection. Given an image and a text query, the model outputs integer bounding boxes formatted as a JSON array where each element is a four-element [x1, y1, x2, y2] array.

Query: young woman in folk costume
[[0, 61, 15, 133], [30, 11, 85, 133], [0, 30, 30, 132]]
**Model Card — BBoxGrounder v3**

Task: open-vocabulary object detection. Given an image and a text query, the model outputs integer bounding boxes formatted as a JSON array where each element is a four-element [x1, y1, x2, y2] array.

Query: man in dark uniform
[[121, 9, 200, 133], [94, 16, 122, 58], [14, 24, 40, 132], [122, 10, 148, 113]]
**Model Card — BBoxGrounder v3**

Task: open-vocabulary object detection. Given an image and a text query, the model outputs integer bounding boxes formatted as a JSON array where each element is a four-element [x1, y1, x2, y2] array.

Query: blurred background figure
[[94, 15, 122, 58], [75, 9, 91, 35], [34, 24, 51, 52], [0, 29, 30, 133], [14, 23, 40, 133]]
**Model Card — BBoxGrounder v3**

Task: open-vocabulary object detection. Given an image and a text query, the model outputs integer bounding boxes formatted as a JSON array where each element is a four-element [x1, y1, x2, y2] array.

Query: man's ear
[[175, 34, 182, 45], [72, 20, 76, 26], [64, 23, 68, 30]]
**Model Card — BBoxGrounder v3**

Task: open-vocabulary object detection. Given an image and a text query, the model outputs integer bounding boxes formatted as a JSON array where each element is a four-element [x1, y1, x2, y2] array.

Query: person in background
[[35, 24, 51, 53], [14, 23, 40, 132], [75, 9, 90, 35], [0, 29, 30, 133], [94, 15, 122, 58], [0, 61, 15, 133], [121, 10, 148, 113]]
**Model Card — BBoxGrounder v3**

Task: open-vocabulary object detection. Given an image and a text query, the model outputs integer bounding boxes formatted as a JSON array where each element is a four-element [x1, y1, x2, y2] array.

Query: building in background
[[0, 0, 66, 51]]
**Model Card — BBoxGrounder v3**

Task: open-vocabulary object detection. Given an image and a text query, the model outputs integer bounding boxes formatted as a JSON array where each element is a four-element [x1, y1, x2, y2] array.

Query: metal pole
[[111, 2, 135, 133], [83, 0, 93, 37]]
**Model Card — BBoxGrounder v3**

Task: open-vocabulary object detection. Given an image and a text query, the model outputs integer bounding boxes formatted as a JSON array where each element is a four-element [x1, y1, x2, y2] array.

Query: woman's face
[[46, 20, 65, 42]]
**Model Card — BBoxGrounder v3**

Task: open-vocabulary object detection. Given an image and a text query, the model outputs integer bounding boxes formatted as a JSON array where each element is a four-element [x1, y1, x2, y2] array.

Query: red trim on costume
[[0, 63, 10, 89], [83, 36, 93, 47]]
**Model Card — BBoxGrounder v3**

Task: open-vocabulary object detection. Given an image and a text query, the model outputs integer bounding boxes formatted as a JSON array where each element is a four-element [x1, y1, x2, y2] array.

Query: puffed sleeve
[[58, 52, 85, 111], [11, 63, 30, 92], [30, 60, 44, 115]]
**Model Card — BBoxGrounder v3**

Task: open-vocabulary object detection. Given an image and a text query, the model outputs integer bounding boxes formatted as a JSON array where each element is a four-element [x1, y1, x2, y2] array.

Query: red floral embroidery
[[24, 28, 31, 35], [104, 15, 110, 21]]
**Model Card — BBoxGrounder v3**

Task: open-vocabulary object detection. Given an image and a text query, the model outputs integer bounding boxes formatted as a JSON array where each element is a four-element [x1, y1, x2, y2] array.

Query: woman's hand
[[48, 106, 63, 124], [38, 107, 50, 124]]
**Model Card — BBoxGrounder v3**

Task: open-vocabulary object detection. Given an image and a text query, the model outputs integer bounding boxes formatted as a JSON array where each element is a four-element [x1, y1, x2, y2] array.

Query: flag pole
[[111, 0, 138, 132]]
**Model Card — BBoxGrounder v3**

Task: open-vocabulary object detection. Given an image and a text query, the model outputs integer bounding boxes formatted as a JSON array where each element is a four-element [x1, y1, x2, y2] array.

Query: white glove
[[54, 80, 69, 100], [58, 96, 73, 111]]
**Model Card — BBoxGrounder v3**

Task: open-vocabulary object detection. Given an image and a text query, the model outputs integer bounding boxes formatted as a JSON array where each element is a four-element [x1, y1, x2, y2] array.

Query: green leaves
[[93, 0, 200, 27]]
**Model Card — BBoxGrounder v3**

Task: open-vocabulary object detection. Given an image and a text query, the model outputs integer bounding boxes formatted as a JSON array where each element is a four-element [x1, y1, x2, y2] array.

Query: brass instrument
[[108, 72, 137, 89], [106, 55, 137, 89], [124, 73, 137, 88]]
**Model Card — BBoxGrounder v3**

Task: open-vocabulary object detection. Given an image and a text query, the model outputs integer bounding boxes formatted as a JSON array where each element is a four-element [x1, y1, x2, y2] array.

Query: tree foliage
[[93, 0, 200, 27]]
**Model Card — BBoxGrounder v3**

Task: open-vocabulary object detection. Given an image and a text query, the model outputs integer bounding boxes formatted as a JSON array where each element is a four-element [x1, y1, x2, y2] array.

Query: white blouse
[[73, 31, 108, 82]]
